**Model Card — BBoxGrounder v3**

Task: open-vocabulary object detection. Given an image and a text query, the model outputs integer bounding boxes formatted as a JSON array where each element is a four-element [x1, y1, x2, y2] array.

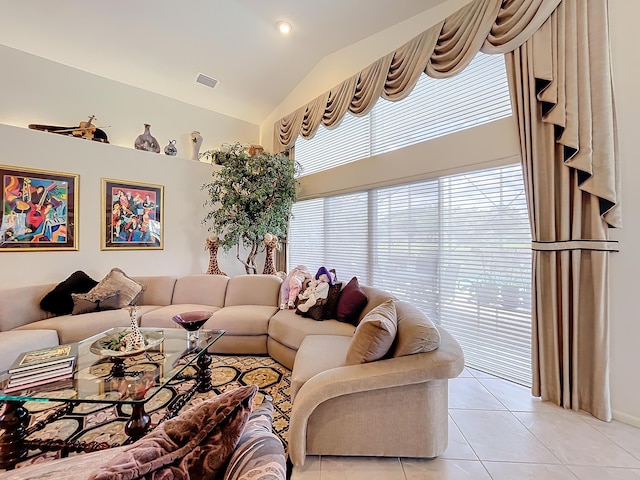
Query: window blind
[[288, 164, 532, 386], [295, 53, 512, 177]]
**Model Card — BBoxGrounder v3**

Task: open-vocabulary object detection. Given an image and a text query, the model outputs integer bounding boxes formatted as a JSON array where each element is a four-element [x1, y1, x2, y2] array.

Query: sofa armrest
[[288, 326, 463, 465]]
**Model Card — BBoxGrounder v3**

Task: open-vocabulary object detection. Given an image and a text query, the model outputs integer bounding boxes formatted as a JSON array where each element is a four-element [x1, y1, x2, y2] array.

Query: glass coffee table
[[0, 327, 224, 469]]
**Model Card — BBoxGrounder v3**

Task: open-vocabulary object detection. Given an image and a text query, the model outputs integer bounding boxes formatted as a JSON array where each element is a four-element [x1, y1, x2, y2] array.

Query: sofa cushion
[[15, 305, 161, 344], [89, 268, 145, 309], [132, 275, 177, 306], [171, 274, 228, 307], [291, 335, 351, 401], [224, 275, 282, 307], [268, 309, 355, 352], [346, 300, 397, 365], [71, 290, 121, 315], [223, 398, 287, 480], [210, 305, 277, 336], [336, 277, 368, 325], [88, 385, 257, 480], [392, 301, 441, 357], [40, 270, 98, 316]]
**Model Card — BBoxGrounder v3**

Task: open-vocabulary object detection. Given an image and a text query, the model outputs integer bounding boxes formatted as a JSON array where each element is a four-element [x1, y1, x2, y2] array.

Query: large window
[[295, 52, 512, 176], [289, 164, 532, 386]]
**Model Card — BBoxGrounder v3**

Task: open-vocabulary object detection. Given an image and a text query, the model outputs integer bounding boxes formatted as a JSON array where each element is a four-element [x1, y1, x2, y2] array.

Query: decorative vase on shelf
[[190, 131, 203, 161], [164, 139, 177, 156], [134, 124, 161, 153]]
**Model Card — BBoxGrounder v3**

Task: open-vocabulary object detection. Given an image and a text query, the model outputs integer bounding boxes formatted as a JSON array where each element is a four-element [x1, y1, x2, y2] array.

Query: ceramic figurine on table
[[122, 306, 146, 351], [134, 124, 161, 153]]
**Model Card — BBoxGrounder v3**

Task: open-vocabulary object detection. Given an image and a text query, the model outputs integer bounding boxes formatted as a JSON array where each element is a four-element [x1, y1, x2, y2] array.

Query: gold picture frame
[[101, 178, 164, 250], [0, 164, 79, 251]]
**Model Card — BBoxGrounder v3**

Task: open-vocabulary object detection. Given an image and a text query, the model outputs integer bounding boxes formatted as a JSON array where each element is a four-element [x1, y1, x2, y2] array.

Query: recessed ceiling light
[[276, 21, 292, 34]]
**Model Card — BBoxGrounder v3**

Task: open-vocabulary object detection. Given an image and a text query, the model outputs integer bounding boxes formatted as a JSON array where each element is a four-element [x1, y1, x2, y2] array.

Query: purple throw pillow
[[336, 277, 368, 325]]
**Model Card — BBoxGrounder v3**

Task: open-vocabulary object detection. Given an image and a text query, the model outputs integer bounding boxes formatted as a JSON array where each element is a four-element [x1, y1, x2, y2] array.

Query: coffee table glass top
[[0, 327, 224, 404]]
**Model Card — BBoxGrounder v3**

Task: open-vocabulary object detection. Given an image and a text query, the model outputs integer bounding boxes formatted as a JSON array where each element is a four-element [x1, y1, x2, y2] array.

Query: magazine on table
[[7, 362, 75, 386], [8, 343, 77, 374], [3, 373, 75, 394]]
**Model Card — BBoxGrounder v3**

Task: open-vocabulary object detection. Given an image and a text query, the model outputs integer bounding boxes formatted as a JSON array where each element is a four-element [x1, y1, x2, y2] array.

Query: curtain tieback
[[531, 240, 619, 252]]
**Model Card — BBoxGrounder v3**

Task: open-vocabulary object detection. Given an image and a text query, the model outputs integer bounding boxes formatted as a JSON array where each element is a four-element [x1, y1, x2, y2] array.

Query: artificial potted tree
[[201, 143, 299, 274]]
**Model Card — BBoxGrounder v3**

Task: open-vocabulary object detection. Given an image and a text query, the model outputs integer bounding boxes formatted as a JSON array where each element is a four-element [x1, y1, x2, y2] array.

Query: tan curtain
[[274, 0, 620, 420], [505, 0, 618, 421]]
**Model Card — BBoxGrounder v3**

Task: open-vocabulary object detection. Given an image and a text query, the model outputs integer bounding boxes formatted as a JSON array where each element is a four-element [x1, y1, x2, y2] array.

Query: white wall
[[0, 44, 257, 160], [260, 0, 640, 426], [608, 0, 640, 427], [0, 45, 260, 287]]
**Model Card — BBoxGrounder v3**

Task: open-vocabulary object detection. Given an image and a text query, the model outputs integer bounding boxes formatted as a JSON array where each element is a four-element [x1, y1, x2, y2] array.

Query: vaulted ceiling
[[0, 0, 448, 125]]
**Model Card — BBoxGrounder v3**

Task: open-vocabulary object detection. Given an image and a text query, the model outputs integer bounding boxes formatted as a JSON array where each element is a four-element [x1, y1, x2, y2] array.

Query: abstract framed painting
[[0, 164, 78, 251], [102, 178, 164, 250]]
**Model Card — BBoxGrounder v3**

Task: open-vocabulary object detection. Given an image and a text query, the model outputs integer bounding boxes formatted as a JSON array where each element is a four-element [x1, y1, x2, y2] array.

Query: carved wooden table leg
[[196, 351, 212, 392], [0, 401, 30, 469], [124, 403, 150, 439]]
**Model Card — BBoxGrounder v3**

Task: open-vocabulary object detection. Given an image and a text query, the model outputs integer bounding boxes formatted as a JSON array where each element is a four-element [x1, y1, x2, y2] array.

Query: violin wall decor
[[28, 115, 110, 143]]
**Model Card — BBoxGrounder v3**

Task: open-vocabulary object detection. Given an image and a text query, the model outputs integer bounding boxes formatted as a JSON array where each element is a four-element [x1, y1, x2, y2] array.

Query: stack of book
[[4, 344, 77, 393]]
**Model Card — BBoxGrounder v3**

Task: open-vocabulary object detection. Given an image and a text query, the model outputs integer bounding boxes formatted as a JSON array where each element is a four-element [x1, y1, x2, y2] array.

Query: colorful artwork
[[102, 178, 163, 250], [0, 165, 78, 251]]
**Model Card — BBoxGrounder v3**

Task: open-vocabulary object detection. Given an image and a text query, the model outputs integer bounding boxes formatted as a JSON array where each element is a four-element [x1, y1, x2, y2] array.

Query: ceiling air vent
[[196, 73, 218, 89]]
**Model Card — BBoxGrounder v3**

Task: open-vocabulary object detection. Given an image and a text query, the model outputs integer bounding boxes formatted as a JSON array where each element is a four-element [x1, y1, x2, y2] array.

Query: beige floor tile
[[580, 417, 640, 460], [320, 456, 405, 480], [515, 412, 640, 468], [401, 458, 491, 479], [450, 410, 559, 463], [291, 455, 321, 480], [457, 368, 476, 378], [440, 416, 478, 460], [448, 377, 506, 410], [466, 367, 498, 379], [478, 378, 569, 414], [483, 461, 578, 479], [567, 465, 640, 479]]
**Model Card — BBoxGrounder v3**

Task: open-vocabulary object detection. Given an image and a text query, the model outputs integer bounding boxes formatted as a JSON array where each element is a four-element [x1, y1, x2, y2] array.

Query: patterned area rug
[[10, 355, 291, 470]]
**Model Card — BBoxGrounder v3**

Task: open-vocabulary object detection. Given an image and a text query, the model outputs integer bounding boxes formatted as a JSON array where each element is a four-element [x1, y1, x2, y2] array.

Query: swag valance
[[274, 0, 619, 228]]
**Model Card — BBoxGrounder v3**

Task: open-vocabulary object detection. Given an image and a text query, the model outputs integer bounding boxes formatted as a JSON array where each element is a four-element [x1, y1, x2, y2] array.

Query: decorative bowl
[[90, 330, 165, 358], [171, 311, 214, 331]]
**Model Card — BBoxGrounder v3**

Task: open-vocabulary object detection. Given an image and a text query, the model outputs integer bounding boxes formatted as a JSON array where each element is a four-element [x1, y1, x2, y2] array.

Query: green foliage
[[200, 143, 299, 273]]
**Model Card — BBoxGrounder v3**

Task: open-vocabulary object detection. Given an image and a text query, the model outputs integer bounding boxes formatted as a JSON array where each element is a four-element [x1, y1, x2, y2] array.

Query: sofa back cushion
[[0, 283, 56, 331], [224, 275, 282, 307], [172, 275, 229, 307], [392, 301, 441, 357], [133, 276, 177, 306], [358, 285, 396, 321]]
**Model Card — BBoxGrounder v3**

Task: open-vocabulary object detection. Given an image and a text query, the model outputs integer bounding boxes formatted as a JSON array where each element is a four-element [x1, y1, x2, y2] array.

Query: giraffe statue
[[262, 233, 279, 275], [205, 233, 227, 276], [123, 306, 146, 351]]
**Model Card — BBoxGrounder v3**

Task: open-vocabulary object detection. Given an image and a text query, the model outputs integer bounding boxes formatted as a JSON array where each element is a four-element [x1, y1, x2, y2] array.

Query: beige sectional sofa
[[0, 273, 464, 466]]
